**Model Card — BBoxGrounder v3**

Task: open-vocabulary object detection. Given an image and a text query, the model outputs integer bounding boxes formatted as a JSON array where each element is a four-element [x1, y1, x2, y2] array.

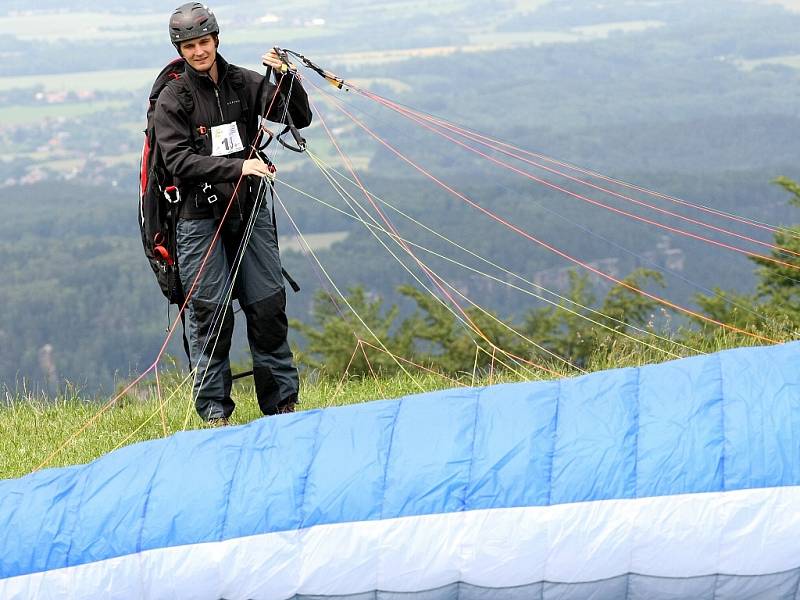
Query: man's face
[[180, 34, 217, 72]]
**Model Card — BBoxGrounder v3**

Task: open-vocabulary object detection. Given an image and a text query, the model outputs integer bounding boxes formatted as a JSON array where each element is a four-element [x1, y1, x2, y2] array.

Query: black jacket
[[154, 53, 312, 218]]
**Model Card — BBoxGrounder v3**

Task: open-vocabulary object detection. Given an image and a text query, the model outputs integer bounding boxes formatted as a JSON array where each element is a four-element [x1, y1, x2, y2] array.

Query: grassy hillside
[[1, 327, 788, 481], [0, 369, 481, 481]]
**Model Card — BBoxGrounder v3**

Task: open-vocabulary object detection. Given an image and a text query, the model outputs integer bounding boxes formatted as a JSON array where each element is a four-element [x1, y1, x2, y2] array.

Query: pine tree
[[695, 177, 800, 336]]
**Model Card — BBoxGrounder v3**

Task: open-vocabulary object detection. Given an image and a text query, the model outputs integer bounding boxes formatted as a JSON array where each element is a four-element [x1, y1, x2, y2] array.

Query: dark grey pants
[[176, 206, 299, 421]]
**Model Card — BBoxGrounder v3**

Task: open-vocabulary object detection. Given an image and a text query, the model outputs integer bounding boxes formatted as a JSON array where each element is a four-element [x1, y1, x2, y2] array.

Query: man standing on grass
[[155, 2, 312, 425]]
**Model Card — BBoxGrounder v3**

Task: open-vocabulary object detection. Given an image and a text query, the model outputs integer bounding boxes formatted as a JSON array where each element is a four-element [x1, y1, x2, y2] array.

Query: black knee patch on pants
[[243, 289, 288, 354], [192, 299, 234, 359]]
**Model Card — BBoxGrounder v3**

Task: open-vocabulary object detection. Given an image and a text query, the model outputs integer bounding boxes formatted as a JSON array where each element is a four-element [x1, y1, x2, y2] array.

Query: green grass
[[0, 368, 485, 481], [0, 324, 793, 481]]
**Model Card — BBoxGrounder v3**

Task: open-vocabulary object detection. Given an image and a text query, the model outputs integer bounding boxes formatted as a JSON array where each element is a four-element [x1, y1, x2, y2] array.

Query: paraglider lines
[[303, 139, 579, 377], [357, 89, 800, 241], [330, 341, 365, 402], [305, 152, 680, 365], [362, 89, 800, 259], [279, 174, 691, 361], [29, 51, 793, 475], [358, 340, 463, 385], [295, 153, 698, 357], [307, 98, 578, 377], [304, 84, 771, 326], [276, 180, 553, 380], [311, 91, 778, 345], [347, 87, 800, 274], [274, 186, 443, 390], [111, 370, 197, 453]]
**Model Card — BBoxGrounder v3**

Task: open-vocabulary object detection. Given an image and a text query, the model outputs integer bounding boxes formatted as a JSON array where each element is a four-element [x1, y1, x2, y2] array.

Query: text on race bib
[[211, 122, 245, 157]]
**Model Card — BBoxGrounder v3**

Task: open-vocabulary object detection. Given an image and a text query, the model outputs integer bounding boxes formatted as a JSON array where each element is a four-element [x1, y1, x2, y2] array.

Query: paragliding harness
[[139, 57, 300, 361], [139, 57, 189, 309]]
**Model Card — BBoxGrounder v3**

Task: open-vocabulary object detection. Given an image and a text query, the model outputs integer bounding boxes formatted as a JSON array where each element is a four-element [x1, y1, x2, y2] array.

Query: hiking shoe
[[277, 402, 296, 414], [207, 417, 230, 428], [276, 394, 298, 414]]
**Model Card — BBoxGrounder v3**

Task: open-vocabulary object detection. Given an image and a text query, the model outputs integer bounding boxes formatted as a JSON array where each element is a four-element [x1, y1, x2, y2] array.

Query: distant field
[[278, 231, 349, 253], [19, 151, 140, 176], [764, 0, 800, 11], [471, 20, 664, 45], [0, 65, 408, 95], [0, 8, 331, 46], [349, 78, 412, 94], [324, 23, 666, 67], [326, 42, 563, 67], [517, 0, 550, 8], [42, 158, 84, 174], [1, 100, 128, 126], [735, 54, 800, 71], [571, 20, 666, 37], [0, 0, 663, 91], [0, 68, 155, 93], [278, 150, 371, 173], [224, 26, 336, 45], [0, 11, 161, 41], [101, 152, 141, 167]]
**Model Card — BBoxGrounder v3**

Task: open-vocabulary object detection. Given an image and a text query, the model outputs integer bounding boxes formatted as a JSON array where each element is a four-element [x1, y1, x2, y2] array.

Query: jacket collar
[[183, 52, 229, 87]]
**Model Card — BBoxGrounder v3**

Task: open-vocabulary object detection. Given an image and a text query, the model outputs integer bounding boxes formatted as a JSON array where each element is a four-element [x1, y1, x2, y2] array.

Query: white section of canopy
[[2, 485, 799, 599]]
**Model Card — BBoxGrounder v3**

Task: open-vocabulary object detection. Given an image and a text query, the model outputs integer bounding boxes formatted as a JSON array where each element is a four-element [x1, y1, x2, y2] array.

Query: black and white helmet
[[169, 3, 219, 46]]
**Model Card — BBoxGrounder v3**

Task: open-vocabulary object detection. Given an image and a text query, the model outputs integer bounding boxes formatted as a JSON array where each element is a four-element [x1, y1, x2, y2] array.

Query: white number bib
[[211, 122, 244, 157]]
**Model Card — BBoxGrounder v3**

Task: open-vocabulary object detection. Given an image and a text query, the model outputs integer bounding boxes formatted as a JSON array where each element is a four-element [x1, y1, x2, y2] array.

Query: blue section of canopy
[[1, 342, 798, 579]]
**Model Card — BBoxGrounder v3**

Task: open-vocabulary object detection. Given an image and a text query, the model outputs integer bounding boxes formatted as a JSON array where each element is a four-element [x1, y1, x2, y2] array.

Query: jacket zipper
[[214, 88, 225, 121], [213, 84, 244, 219]]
